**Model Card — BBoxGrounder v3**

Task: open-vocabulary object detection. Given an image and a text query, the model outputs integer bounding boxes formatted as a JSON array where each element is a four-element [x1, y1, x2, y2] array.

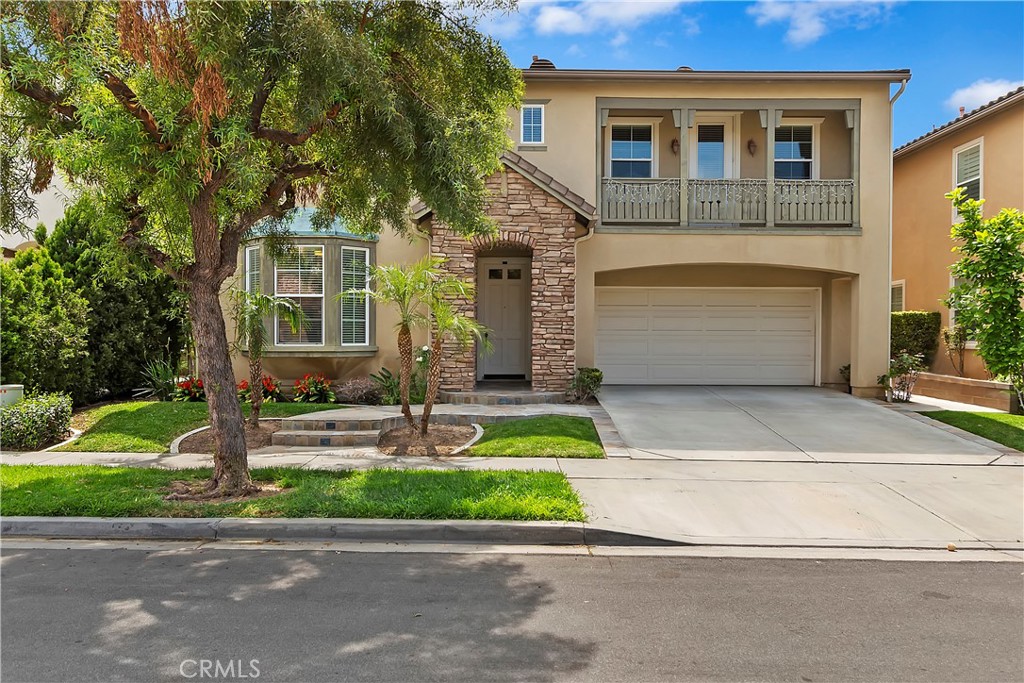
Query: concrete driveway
[[598, 385, 1012, 464], [577, 386, 1024, 548]]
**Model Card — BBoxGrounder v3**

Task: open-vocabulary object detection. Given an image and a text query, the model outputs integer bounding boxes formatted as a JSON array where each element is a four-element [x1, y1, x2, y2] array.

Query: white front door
[[478, 257, 530, 378]]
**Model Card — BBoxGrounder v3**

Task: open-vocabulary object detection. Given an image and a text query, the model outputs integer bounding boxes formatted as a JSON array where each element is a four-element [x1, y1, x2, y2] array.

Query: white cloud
[[945, 79, 1024, 112], [565, 43, 586, 57], [536, 1, 691, 36], [610, 31, 630, 48], [748, 1, 897, 47]]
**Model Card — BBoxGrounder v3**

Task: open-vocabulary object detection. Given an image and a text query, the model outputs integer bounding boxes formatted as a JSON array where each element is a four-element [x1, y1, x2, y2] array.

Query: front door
[[477, 257, 530, 379]]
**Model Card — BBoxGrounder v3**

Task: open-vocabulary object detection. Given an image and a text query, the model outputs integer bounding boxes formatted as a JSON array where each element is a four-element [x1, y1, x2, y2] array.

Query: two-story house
[[892, 86, 1024, 380], [235, 61, 911, 399]]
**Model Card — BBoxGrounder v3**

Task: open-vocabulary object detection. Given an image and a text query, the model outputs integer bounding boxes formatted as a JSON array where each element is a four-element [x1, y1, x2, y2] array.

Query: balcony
[[602, 178, 856, 228]]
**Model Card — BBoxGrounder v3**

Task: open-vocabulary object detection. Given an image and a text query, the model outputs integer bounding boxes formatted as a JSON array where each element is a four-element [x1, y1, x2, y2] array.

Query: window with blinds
[[244, 245, 261, 295], [275, 245, 324, 345], [521, 105, 544, 144], [340, 246, 370, 345], [775, 125, 814, 180], [610, 125, 653, 178], [955, 143, 982, 201], [696, 124, 726, 179], [890, 282, 904, 312]]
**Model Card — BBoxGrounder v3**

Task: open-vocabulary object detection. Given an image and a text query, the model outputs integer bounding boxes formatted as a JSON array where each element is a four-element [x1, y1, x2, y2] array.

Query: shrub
[[569, 367, 604, 403], [370, 367, 401, 405], [0, 393, 73, 451], [173, 377, 206, 402], [941, 325, 969, 377], [237, 376, 284, 403], [335, 377, 383, 405], [878, 352, 925, 402], [0, 248, 89, 396], [891, 311, 941, 365], [138, 358, 178, 401], [839, 364, 851, 384], [293, 373, 337, 403]]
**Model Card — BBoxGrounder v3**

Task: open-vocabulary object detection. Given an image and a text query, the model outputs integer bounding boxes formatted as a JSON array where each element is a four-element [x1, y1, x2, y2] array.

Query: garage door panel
[[595, 287, 817, 386]]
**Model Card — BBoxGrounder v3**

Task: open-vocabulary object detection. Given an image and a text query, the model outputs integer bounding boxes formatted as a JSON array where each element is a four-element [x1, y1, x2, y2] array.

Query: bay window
[[275, 245, 324, 345]]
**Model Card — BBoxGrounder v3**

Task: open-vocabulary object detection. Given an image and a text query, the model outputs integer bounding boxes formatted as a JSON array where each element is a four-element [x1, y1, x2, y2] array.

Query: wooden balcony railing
[[600, 178, 856, 227]]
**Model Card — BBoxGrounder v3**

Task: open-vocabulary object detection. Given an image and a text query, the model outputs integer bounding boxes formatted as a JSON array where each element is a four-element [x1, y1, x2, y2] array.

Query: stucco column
[[849, 274, 888, 398], [574, 240, 596, 368]]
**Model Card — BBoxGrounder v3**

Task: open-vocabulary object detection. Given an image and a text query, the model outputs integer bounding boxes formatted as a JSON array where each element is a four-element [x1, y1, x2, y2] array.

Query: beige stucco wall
[[892, 100, 1023, 379]]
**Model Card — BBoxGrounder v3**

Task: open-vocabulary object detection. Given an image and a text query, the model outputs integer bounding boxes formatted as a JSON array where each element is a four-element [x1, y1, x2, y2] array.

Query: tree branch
[[249, 66, 277, 133], [1, 55, 78, 121], [256, 102, 344, 146], [100, 71, 170, 151], [119, 196, 177, 278]]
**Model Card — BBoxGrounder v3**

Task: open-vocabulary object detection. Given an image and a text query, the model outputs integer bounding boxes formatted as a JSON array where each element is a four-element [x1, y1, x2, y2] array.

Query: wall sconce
[[747, 139, 758, 156], [671, 138, 680, 155]]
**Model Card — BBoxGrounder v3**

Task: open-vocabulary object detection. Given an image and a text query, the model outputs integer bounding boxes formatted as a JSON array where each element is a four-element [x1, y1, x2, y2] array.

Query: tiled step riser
[[438, 391, 565, 406], [271, 431, 379, 448], [280, 419, 383, 432]]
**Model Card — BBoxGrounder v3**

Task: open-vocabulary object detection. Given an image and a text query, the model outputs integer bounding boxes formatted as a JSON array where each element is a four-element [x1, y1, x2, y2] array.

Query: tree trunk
[[397, 324, 415, 428], [248, 356, 263, 427], [420, 335, 445, 436], [188, 278, 253, 495]]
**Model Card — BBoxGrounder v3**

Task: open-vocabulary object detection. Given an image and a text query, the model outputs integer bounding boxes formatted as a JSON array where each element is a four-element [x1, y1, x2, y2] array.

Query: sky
[[478, 0, 1024, 147]]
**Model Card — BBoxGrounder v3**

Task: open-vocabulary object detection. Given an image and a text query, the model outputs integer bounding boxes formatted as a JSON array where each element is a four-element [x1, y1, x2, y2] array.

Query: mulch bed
[[377, 424, 476, 457], [178, 421, 280, 454]]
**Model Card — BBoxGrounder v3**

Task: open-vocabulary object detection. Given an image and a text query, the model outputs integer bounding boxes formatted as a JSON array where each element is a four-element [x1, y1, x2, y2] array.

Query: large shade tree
[[2, 1, 520, 494]]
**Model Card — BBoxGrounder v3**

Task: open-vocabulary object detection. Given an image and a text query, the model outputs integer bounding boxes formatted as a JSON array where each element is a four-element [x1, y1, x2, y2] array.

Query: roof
[[521, 68, 911, 84], [411, 151, 597, 226], [894, 86, 1024, 158], [256, 207, 377, 241]]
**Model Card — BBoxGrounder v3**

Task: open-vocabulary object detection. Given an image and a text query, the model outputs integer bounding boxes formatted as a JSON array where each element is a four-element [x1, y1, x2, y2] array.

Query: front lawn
[[926, 411, 1024, 451], [59, 401, 340, 453], [469, 415, 605, 458], [0, 465, 586, 521]]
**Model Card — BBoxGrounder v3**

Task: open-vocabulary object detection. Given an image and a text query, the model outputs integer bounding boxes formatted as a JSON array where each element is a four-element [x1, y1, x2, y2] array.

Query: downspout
[[574, 217, 598, 375], [885, 78, 908, 398]]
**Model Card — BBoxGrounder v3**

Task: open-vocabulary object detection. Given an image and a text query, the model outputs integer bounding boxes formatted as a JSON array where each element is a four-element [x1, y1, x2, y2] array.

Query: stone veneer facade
[[429, 167, 578, 393]]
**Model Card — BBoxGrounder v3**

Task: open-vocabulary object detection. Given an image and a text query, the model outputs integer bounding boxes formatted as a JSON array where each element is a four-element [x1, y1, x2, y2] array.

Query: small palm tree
[[231, 290, 305, 426], [346, 256, 474, 430], [420, 301, 491, 436]]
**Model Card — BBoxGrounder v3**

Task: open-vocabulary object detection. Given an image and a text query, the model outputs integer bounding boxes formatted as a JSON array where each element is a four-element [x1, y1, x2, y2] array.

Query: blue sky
[[479, 1, 1024, 147]]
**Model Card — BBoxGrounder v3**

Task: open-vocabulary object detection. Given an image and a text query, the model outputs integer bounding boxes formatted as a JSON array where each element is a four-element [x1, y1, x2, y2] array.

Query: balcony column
[[763, 108, 776, 228], [674, 108, 689, 227], [847, 108, 861, 228]]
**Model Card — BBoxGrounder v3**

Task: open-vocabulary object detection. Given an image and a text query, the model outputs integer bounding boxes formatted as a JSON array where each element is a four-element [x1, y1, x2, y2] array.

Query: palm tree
[[420, 300, 490, 436], [231, 290, 305, 426], [348, 256, 475, 430]]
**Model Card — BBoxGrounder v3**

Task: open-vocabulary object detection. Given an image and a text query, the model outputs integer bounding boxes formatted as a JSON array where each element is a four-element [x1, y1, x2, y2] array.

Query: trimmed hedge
[[891, 311, 941, 365], [0, 393, 73, 451]]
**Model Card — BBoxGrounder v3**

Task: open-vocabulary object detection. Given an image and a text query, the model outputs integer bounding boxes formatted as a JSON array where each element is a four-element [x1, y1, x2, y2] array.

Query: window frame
[[774, 117, 823, 181], [520, 104, 545, 145], [244, 245, 261, 295], [605, 116, 662, 179], [688, 113, 741, 180], [890, 280, 905, 312], [340, 245, 371, 347], [274, 244, 325, 347], [951, 137, 984, 221]]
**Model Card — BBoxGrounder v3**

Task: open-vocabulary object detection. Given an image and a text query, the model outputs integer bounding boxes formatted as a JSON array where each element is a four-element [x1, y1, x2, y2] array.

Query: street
[[2, 544, 1021, 682]]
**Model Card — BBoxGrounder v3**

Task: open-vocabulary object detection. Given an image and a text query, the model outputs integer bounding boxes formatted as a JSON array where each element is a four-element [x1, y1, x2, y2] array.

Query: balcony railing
[[602, 178, 681, 223], [601, 178, 856, 228]]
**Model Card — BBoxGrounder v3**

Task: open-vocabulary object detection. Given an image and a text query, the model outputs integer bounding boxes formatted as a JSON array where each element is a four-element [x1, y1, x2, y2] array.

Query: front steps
[[271, 417, 384, 448], [437, 389, 564, 405]]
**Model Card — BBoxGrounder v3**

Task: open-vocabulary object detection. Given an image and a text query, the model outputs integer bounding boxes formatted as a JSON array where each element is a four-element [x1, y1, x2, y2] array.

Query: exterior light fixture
[[671, 138, 680, 155], [747, 139, 758, 156]]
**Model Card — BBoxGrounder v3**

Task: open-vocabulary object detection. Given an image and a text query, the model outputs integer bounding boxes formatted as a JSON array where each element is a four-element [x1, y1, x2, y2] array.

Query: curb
[[0, 516, 682, 547]]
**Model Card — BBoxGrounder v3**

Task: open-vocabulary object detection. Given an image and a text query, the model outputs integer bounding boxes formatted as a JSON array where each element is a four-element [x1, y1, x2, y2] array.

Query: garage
[[595, 287, 819, 385]]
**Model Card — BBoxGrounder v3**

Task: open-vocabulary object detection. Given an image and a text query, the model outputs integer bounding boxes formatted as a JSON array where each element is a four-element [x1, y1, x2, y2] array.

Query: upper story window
[[775, 125, 814, 180], [275, 245, 324, 345], [890, 281, 905, 312], [340, 246, 370, 346], [610, 124, 654, 178], [244, 245, 261, 295], [696, 124, 726, 179], [953, 139, 982, 201], [521, 105, 544, 144]]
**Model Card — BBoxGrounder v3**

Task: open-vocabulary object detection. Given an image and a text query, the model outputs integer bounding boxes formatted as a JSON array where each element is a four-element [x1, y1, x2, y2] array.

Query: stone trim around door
[[429, 166, 580, 393]]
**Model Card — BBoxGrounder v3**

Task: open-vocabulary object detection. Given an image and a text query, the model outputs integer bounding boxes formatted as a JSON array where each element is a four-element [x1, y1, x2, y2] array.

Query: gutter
[[523, 69, 912, 84]]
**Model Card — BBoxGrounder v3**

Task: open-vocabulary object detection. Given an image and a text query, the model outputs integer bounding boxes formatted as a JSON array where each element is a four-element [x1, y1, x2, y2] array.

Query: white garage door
[[595, 287, 818, 385]]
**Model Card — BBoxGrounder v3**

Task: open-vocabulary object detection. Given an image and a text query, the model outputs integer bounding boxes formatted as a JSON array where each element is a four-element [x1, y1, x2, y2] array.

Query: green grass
[[59, 401, 341, 453], [469, 415, 605, 458], [926, 411, 1024, 451], [0, 465, 586, 521]]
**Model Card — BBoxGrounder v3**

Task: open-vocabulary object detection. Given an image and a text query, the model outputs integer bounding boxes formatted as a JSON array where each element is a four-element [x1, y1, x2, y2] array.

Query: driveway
[[597, 385, 1011, 464], [570, 386, 1024, 548]]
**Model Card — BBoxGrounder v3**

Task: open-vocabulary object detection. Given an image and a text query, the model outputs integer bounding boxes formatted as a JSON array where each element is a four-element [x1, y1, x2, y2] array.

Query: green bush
[[891, 311, 941, 365], [0, 249, 89, 395], [0, 393, 73, 450], [569, 367, 604, 403]]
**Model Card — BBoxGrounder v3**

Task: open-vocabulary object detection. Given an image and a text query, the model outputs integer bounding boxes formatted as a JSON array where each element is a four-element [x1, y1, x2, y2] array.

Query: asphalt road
[[2, 546, 1021, 682]]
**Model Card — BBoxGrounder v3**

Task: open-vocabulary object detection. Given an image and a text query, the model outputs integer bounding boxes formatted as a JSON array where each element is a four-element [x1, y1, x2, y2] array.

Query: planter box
[[915, 372, 1020, 413], [0, 384, 24, 406]]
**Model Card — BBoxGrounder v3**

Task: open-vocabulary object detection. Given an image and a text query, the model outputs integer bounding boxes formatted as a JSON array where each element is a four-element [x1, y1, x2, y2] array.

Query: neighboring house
[[1, 173, 73, 258], [235, 60, 911, 398], [892, 86, 1024, 379]]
